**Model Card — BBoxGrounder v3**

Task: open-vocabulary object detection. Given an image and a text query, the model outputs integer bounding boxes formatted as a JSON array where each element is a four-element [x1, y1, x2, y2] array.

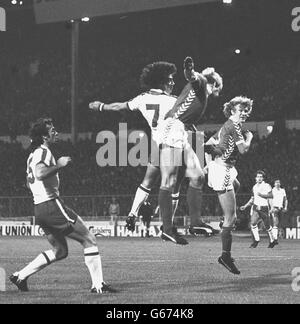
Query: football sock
[[251, 225, 260, 242], [187, 186, 203, 227], [129, 185, 151, 216], [159, 188, 173, 235], [221, 227, 232, 257], [17, 250, 56, 280], [267, 227, 274, 243], [272, 226, 278, 240], [84, 247, 104, 289], [171, 192, 180, 224]]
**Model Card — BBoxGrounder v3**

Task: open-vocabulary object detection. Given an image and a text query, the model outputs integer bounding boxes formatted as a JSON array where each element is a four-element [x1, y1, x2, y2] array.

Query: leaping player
[[207, 96, 254, 275], [89, 62, 182, 230], [158, 57, 223, 245], [240, 170, 275, 249]]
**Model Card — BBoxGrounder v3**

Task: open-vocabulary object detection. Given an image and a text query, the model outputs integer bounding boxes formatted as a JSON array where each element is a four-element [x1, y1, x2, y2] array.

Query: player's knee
[[189, 176, 204, 189], [84, 233, 97, 247], [161, 175, 177, 190]]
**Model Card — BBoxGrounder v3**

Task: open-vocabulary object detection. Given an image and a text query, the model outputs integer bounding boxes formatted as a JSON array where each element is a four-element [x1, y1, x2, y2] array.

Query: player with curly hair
[[89, 62, 181, 230]]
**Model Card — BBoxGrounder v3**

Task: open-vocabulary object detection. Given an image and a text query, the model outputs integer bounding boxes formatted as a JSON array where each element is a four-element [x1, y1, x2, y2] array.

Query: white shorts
[[208, 160, 238, 192], [158, 118, 189, 149]]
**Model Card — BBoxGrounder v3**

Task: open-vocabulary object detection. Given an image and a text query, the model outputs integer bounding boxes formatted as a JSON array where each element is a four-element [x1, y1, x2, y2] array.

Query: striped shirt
[[26, 145, 59, 205]]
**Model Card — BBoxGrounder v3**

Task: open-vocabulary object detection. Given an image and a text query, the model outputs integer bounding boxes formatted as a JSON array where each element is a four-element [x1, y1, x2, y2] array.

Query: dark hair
[[140, 61, 177, 90], [29, 117, 53, 152], [256, 170, 266, 179]]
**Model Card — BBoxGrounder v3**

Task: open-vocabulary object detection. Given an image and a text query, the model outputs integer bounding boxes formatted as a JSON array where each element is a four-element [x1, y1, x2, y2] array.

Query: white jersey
[[26, 145, 59, 205], [127, 89, 177, 144], [272, 187, 286, 208], [252, 182, 272, 207]]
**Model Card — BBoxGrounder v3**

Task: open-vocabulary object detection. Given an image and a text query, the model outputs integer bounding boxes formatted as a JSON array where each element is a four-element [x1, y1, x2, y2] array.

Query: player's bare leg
[[126, 163, 160, 231], [259, 210, 275, 248], [250, 210, 261, 248], [10, 234, 67, 292], [184, 145, 208, 236], [217, 190, 240, 275], [67, 216, 117, 293], [159, 145, 188, 245], [272, 209, 280, 245]]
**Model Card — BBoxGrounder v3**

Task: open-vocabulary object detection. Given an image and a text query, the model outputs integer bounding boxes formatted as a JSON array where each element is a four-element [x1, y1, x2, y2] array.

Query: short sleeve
[[283, 189, 287, 197], [127, 94, 144, 111], [32, 148, 51, 167], [266, 184, 272, 193], [232, 122, 245, 145]]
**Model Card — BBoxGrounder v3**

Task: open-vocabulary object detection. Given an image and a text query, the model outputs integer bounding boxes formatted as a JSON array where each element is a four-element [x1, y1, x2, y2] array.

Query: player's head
[[140, 61, 177, 95], [274, 179, 281, 188], [202, 67, 223, 97], [29, 118, 58, 150], [223, 96, 253, 122], [255, 170, 266, 184]]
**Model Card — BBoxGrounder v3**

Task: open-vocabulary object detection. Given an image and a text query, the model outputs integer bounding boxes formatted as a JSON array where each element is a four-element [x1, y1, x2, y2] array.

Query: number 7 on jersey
[[146, 104, 160, 128]]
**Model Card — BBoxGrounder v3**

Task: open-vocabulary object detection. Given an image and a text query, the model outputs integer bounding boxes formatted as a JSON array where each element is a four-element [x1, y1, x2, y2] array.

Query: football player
[[89, 61, 181, 231], [240, 170, 275, 248], [158, 57, 223, 245], [271, 179, 288, 244], [10, 118, 116, 294], [208, 96, 254, 274]]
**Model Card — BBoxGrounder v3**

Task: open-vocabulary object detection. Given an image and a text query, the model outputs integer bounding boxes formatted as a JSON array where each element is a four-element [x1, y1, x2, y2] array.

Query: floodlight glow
[[81, 17, 90, 22]]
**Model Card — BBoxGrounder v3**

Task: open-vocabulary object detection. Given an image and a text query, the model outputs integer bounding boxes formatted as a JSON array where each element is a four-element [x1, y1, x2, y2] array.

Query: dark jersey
[[213, 119, 245, 166], [165, 75, 208, 128]]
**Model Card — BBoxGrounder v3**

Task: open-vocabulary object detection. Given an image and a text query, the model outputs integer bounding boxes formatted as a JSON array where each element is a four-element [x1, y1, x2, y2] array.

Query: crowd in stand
[[0, 127, 299, 222]]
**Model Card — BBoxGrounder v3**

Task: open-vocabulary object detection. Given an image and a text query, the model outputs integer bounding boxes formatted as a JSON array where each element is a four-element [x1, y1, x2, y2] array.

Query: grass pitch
[[0, 235, 300, 304]]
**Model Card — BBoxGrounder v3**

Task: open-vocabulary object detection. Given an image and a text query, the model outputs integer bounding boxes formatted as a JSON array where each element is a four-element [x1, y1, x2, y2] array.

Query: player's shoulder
[[32, 145, 52, 159], [264, 182, 272, 190]]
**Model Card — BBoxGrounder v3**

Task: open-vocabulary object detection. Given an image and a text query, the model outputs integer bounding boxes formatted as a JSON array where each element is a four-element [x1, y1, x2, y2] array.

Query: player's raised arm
[[89, 101, 128, 112], [35, 157, 72, 181]]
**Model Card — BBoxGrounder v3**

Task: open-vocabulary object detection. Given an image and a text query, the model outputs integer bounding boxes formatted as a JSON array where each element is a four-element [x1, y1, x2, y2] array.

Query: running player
[[158, 57, 223, 245], [207, 96, 254, 275], [240, 170, 275, 249], [10, 118, 116, 294], [89, 61, 181, 231], [271, 179, 288, 245]]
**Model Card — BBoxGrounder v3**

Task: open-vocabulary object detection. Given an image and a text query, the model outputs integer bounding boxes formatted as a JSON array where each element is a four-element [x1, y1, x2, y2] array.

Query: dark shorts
[[35, 198, 78, 236], [253, 205, 269, 219]]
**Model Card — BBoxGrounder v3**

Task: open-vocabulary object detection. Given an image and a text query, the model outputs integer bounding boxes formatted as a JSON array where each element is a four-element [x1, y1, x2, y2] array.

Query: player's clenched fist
[[89, 101, 105, 112], [244, 130, 253, 141], [57, 156, 72, 168]]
